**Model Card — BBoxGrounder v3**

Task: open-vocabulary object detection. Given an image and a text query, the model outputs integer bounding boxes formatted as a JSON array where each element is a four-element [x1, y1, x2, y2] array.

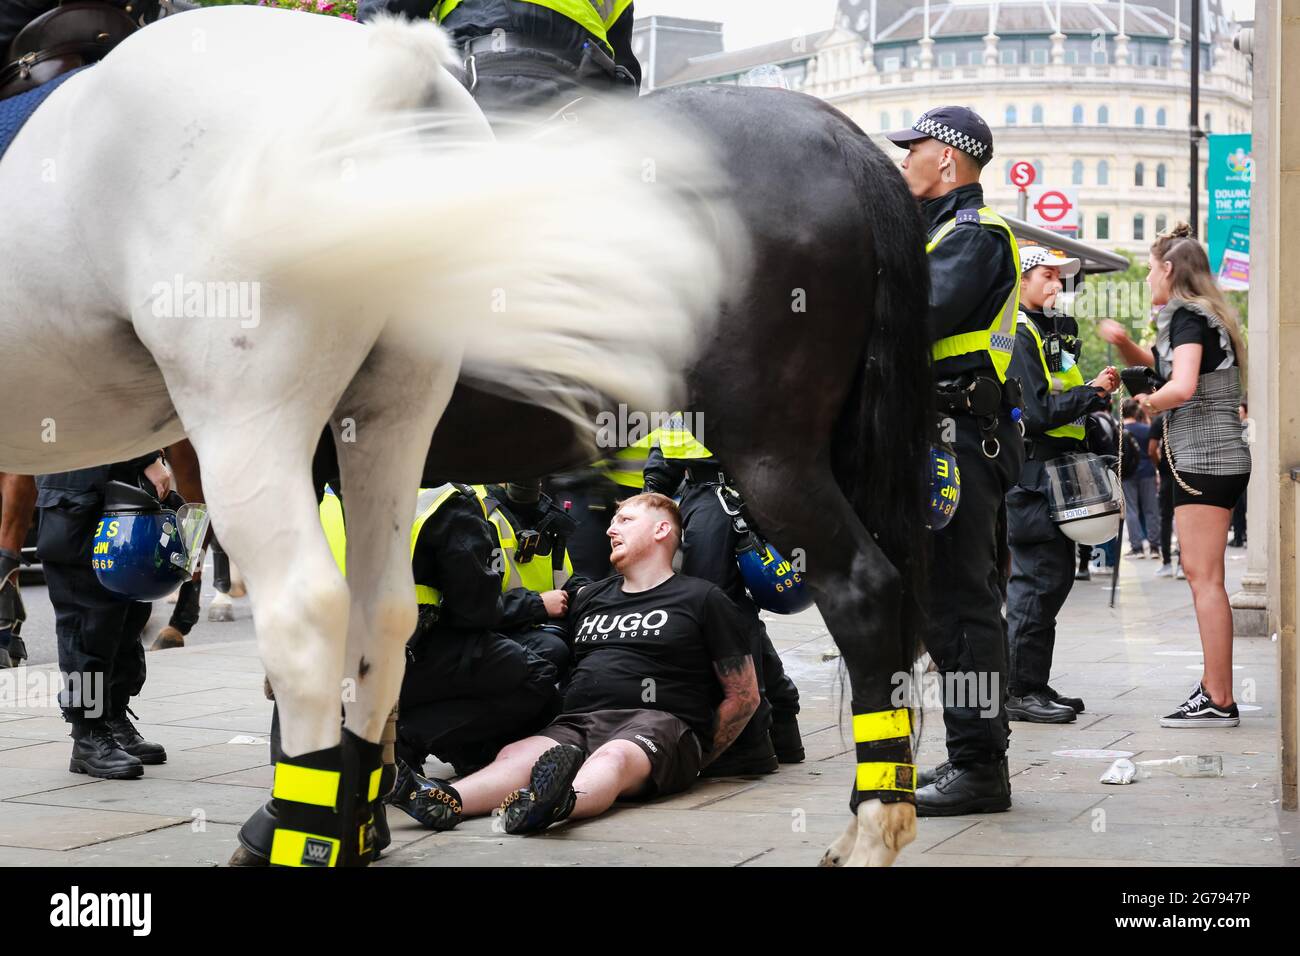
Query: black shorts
[[1172, 471, 1250, 510], [540, 708, 703, 799]]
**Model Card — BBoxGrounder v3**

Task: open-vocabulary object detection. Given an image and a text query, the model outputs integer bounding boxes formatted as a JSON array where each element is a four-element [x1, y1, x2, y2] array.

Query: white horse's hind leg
[[818, 818, 861, 867], [839, 799, 917, 867]]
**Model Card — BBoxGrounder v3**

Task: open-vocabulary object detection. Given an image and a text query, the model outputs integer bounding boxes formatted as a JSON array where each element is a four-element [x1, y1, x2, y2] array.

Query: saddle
[[0, 1, 141, 102]]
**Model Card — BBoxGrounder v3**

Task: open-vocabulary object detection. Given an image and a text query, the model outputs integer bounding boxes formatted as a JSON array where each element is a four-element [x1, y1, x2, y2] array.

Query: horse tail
[[216, 15, 732, 430], [829, 124, 933, 678]]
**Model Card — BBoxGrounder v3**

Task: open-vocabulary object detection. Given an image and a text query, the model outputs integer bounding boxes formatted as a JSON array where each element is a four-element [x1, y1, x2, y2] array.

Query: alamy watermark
[[594, 405, 705, 450], [150, 274, 261, 329]]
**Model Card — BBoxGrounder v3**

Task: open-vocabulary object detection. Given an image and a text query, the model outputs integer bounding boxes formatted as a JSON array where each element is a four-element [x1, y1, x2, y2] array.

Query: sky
[[634, 0, 1257, 52]]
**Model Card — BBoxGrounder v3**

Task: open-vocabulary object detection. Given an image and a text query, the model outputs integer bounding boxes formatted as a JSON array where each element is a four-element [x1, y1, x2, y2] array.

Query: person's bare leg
[[570, 740, 653, 819], [453, 736, 558, 816], [1175, 504, 1235, 706]]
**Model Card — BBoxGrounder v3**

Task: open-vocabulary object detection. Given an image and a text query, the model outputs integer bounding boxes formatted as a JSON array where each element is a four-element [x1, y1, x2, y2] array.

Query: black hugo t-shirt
[[563, 574, 751, 747]]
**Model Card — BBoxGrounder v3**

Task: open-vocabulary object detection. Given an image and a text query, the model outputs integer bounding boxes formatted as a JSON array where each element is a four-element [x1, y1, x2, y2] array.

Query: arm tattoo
[[703, 655, 760, 766]]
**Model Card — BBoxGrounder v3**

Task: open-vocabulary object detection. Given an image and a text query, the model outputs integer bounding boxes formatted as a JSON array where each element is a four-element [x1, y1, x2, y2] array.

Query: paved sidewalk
[[0, 548, 1291, 866]]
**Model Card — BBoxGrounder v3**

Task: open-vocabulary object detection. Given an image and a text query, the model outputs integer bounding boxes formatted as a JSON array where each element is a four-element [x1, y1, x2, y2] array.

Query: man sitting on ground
[[390, 492, 760, 835]]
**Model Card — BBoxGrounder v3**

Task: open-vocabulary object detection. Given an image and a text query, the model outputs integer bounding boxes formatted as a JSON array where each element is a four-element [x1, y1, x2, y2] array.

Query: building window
[[1156, 107, 1167, 126], [1030, 48, 1049, 65], [1072, 159, 1084, 185], [880, 111, 891, 131], [1156, 163, 1167, 188], [901, 109, 913, 127], [1034, 159, 1045, 183], [939, 51, 956, 68], [1097, 105, 1109, 125], [1204, 112, 1213, 132], [1001, 48, 1019, 65], [1156, 214, 1167, 234], [968, 50, 983, 66], [883, 55, 901, 72], [1032, 103, 1044, 124], [1064, 49, 1079, 65], [1072, 104, 1084, 124], [1133, 214, 1146, 241], [1135, 162, 1145, 187], [1004, 160, 1015, 185], [1097, 160, 1110, 185], [1005, 105, 1018, 125], [1135, 106, 1145, 126], [1077, 217, 1085, 240], [1096, 213, 1110, 239], [1092, 48, 1109, 65]]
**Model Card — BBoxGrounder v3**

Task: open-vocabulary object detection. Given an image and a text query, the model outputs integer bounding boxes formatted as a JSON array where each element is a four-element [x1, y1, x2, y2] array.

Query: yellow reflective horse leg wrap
[[269, 751, 344, 867], [852, 708, 916, 800]]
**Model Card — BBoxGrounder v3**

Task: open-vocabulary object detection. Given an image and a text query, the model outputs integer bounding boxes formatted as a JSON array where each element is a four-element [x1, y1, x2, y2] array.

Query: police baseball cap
[[886, 106, 994, 167], [1019, 245, 1082, 278]]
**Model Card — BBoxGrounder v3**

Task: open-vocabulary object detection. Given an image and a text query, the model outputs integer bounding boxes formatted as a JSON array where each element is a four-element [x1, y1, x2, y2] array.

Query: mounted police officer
[[357, 0, 640, 124], [642, 415, 804, 773], [887, 107, 1024, 816], [1004, 248, 1118, 724]]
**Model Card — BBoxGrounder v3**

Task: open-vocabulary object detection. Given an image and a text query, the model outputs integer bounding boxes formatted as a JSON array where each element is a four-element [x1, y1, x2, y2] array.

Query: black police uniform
[[643, 446, 804, 770], [36, 457, 167, 773], [916, 180, 1024, 803], [396, 486, 560, 774], [357, 0, 639, 126], [1005, 307, 1108, 715], [479, 484, 591, 681]]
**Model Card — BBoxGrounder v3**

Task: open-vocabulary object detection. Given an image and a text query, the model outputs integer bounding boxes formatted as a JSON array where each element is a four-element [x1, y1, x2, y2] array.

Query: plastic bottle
[[1135, 755, 1223, 778]]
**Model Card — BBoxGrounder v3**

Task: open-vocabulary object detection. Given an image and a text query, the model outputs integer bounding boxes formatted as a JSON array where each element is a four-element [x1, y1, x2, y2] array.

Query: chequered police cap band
[[1020, 247, 1073, 275], [913, 114, 988, 160]]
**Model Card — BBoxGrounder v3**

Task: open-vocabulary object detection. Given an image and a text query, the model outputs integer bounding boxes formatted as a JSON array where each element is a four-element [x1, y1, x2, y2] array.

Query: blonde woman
[[1100, 223, 1250, 728]]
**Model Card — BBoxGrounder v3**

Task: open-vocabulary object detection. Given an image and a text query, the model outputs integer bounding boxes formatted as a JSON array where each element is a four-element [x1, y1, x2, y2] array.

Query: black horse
[[317, 86, 934, 865]]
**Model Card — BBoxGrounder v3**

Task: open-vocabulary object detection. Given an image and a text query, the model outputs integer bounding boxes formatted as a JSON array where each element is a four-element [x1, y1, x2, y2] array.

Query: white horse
[[0, 5, 727, 864]]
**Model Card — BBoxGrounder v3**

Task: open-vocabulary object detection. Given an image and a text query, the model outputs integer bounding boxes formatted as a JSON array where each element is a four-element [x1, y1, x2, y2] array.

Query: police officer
[[887, 107, 1024, 815], [36, 455, 171, 779], [1005, 247, 1118, 722], [475, 480, 590, 680], [642, 416, 804, 773], [357, 0, 640, 125], [548, 435, 652, 581]]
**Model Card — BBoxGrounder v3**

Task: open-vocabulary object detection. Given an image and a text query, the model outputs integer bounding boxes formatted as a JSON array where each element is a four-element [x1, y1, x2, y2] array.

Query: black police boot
[[387, 760, 463, 831], [698, 732, 779, 777], [916, 760, 952, 790], [500, 744, 584, 835], [1006, 691, 1077, 724], [1044, 685, 1085, 714], [771, 714, 805, 763], [106, 709, 167, 764], [69, 720, 144, 780], [915, 759, 1011, 817]]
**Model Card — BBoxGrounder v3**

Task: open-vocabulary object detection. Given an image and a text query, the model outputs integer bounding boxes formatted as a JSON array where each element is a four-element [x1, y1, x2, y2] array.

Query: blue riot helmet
[[735, 531, 815, 615], [93, 481, 210, 601], [929, 443, 961, 531]]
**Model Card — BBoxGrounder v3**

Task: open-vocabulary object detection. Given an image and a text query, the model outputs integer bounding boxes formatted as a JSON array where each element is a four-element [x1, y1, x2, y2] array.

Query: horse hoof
[[841, 799, 917, 867], [819, 816, 859, 867], [208, 602, 234, 623], [150, 626, 185, 651], [227, 582, 246, 599], [228, 844, 269, 867]]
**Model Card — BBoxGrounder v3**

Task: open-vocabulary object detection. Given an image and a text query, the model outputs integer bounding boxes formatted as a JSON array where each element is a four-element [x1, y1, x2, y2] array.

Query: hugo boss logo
[[574, 610, 668, 641]]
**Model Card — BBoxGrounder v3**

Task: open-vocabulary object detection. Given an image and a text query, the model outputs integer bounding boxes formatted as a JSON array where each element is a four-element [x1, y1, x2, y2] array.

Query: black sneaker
[[1044, 685, 1085, 714], [1160, 684, 1239, 728], [499, 744, 584, 835], [69, 721, 144, 779], [386, 760, 463, 831], [106, 710, 167, 764]]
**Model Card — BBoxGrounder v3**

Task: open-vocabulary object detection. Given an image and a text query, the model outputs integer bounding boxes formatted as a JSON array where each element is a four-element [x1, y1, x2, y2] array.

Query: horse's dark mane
[[828, 118, 934, 678]]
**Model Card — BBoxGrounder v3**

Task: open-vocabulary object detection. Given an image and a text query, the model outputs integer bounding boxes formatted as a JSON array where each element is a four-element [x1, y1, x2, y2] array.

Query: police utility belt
[[935, 374, 1024, 459], [461, 31, 636, 94]]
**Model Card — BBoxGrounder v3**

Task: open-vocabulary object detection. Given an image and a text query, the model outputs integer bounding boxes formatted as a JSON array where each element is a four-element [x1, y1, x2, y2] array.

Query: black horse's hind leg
[[729, 451, 917, 867]]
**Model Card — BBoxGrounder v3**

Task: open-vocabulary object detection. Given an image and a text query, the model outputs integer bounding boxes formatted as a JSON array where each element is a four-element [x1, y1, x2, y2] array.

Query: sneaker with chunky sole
[[499, 744, 584, 835], [1160, 684, 1239, 728]]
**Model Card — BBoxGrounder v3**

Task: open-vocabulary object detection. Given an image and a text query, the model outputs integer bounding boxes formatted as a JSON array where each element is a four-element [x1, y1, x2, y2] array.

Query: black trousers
[[505, 625, 570, 684], [925, 414, 1023, 765], [44, 558, 150, 722], [397, 630, 559, 769], [677, 481, 801, 743], [1005, 487, 1078, 697]]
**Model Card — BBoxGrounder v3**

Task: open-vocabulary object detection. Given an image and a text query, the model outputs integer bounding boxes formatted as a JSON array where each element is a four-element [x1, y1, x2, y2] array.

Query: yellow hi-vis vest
[[598, 434, 653, 490], [1017, 313, 1088, 441], [925, 206, 1022, 383], [319, 484, 474, 607], [435, 0, 632, 57], [649, 413, 713, 460], [472, 486, 574, 595]]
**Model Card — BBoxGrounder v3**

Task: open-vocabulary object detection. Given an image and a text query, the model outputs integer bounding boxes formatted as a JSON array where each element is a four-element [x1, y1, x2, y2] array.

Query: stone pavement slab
[[0, 552, 1290, 866]]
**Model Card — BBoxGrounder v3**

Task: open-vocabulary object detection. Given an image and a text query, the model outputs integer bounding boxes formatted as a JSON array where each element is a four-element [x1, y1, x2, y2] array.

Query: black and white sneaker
[[1160, 684, 1239, 728]]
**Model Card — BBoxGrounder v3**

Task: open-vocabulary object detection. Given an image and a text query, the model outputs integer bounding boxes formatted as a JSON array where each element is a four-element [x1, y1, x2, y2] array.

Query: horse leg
[[730, 454, 917, 867], [332, 344, 460, 861]]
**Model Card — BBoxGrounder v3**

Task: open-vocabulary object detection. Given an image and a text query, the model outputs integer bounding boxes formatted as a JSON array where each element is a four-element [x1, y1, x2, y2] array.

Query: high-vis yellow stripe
[[273, 762, 341, 809], [852, 708, 911, 743], [856, 762, 917, 792], [368, 768, 382, 802], [270, 829, 339, 868]]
